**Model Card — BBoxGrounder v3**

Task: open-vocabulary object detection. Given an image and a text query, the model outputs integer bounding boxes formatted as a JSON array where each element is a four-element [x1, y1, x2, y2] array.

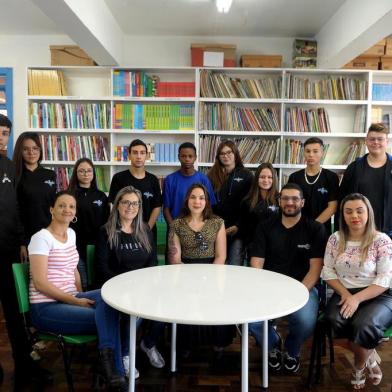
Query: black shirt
[[288, 168, 339, 233], [71, 186, 110, 260], [358, 160, 386, 230], [96, 226, 157, 285], [250, 214, 328, 281], [109, 169, 162, 224], [17, 166, 56, 244], [212, 167, 253, 228]]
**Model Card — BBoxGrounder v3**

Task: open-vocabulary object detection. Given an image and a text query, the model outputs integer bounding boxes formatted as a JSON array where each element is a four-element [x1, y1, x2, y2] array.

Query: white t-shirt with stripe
[[28, 228, 79, 304]]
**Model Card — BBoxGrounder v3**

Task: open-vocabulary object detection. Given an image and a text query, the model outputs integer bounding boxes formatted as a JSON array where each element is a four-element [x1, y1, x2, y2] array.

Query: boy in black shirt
[[288, 137, 339, 234], [249, 183, 328, 373]]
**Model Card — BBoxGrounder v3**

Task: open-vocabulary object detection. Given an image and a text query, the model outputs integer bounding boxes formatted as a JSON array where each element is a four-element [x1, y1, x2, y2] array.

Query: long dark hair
[[68, 158, 97, 192], [207, 140, 244, 192], [179, 183, 214, 221], [244, 163, 278, 210], [12, 132, 43, 180]]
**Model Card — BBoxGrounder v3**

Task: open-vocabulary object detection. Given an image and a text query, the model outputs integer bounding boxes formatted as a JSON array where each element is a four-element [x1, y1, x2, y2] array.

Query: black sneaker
[[283, 352, 300, 373], [268, 349, 282, 371]]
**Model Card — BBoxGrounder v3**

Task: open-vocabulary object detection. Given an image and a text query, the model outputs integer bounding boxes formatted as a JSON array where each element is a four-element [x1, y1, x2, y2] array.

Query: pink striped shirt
[[28, 228, 79, 304]]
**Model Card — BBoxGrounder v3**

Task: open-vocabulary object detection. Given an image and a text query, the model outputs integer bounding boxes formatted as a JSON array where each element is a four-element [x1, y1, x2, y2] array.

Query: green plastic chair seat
[[38, 333, 97, 345], [384, 325, 392, 338]]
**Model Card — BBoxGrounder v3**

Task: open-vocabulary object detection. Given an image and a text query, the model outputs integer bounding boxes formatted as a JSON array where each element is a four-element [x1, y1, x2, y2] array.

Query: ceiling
[[0, 0, 346, 37]]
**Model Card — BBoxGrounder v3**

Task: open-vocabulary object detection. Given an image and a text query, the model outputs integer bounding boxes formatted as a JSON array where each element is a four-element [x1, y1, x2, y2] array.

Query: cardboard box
[[240, 55, 282, 68], [380, 57, 392, 70], [191, 44, 236, 67], [385, 38, 392, 56], [363, 40, 386, 57], [50, 45, 96, 66], [343, 56, 379, 70]]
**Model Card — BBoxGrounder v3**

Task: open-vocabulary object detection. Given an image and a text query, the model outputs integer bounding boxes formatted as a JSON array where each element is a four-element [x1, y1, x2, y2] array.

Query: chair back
[[12, 263, 30, 314], [86, 244, 95, 287]]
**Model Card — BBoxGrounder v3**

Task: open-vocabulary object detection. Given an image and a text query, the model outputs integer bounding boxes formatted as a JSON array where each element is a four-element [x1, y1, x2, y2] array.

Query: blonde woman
[[322, 193, 392, 389]]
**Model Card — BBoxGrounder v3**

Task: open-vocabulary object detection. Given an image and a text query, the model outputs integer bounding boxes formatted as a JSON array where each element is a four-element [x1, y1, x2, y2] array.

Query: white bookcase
[[26, 66, 392, 189]]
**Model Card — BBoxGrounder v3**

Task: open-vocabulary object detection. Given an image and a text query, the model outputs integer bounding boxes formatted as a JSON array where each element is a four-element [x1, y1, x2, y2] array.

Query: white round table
[[102, 264, 309, 392]]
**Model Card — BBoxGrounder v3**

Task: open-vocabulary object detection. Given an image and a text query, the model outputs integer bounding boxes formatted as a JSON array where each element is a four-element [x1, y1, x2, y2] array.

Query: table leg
[[171, 323, 177, 372], [241, 323, 248, 392], [262, 320, 268, 389], [129, 315, 137, 392]]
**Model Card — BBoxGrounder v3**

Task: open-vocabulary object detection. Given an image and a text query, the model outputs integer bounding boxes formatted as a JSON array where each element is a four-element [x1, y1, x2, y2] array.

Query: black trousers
[[325, 288, 392, 349], [0, 249, 32, 368]]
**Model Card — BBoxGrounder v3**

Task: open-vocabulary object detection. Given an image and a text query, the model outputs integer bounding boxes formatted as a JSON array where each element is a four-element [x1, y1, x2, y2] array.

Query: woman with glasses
[[68, 158, 109, 291], [95, 186, 165, 378], [239, 163, 279, 254], [13, 132, 56, 259], [207, 140, 252, 265], [322, 193, 392, 389], [168, 183, 232, 358]]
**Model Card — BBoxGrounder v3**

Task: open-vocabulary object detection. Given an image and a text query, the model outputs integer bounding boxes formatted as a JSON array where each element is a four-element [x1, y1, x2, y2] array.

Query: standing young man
[[339, 123, 392, 236], [163, 142, 216, 225], [0, 114, 50, 388], [109, 139, 162, 237], [249, 183, 328, 373], [288, 137, 339, 233]]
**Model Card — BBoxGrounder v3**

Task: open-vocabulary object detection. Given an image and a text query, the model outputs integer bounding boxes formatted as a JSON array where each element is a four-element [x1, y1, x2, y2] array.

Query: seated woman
[[168, 183, 233, 355], [28, 191, 126, 389], [322, 193, 392, 389], [95, 185, 165, 377]]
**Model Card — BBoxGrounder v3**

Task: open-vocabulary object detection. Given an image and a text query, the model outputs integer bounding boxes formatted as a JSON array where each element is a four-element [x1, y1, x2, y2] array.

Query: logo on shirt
[[268, 205, 279, 212], [121, 241, 142, 251], [93, 200, 103, 207], [233, 177, 244, 183], [2, 173, 11, 183], [144, 191, 153, 199], [44, 180, 55, 187], [297, 243, 311, 250], [317, 187, 328, 194]]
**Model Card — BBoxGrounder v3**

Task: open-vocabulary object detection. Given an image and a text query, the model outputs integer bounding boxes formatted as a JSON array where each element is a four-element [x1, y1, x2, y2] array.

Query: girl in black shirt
[[13, 132, 56, 250], [69, 158, 109, 290]]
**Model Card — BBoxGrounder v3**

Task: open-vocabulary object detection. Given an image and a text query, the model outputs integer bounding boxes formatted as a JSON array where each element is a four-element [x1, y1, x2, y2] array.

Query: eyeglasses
[[279, 196, 302, 203], [77, 169, 93, 175], [194, 232, 208, 251], [23, 146, 40, 153], [119, 200, 141, 208], [219, 150, 233, 157]]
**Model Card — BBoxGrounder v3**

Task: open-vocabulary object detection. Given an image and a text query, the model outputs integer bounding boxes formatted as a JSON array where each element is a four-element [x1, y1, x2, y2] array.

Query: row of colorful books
[[40, 135, 109, 162], [285, 75, 368, 100], [113, 143, 181, 163], [199, 103, 280, 132], [200, 70, 281, 99], [285, 107, 331, 133], [338, 142, 366, 165], [199, 135, 280, 164], [353, 107, 367, 133], [28, 69, 67, 96], [30, 102, 111, 129], [284, 139, 329, 165], [113, 70, 158, 97], [372, 83, 392, 101], [113, 103, 194, 130]]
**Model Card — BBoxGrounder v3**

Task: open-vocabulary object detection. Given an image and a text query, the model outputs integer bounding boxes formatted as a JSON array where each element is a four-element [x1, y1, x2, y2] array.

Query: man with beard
[[248, 183, 328, 374]]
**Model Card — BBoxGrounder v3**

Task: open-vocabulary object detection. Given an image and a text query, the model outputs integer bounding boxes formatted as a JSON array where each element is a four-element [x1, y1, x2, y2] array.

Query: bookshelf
[[0, 68, 13, 157], [26, 66, 392, 190]]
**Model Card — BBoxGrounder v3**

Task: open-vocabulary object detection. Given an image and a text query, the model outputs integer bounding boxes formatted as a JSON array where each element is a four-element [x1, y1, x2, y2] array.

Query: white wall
[[0, 33, 294, 139]]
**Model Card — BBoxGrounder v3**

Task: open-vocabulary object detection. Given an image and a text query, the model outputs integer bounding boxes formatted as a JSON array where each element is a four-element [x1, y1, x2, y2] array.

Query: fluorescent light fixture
[[216, 0, 233, 13]]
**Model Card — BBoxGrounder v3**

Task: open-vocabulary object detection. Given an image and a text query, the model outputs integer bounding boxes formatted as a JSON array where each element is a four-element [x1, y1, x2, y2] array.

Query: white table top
[[101, 264, 309, 325]]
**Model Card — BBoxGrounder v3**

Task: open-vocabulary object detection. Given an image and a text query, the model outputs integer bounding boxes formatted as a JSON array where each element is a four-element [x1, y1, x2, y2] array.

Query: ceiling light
[[216, 0, 233, 13]]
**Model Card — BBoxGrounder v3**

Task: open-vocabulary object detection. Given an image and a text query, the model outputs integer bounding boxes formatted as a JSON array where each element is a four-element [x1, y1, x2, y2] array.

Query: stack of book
[[113, 143, 181, 163], [372, 83, 392, 100], [284, 139, 329, 164], [338, 141, 366, 165], [113, 70, 158, 97], [28, 69, 67, 96], [199, 103, 280, 132], [353, 107, 367, 133], [285, 107, 331, 133]]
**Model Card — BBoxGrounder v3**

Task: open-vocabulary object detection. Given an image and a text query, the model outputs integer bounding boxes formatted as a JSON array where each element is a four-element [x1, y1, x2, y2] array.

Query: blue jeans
[[227, 236, 245, 266], [249, 287, 319, 357], [30, 289, 124, 375]]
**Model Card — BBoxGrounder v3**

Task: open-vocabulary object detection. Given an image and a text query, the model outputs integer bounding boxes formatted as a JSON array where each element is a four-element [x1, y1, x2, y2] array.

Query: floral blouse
[[321, 231, 392, 289]]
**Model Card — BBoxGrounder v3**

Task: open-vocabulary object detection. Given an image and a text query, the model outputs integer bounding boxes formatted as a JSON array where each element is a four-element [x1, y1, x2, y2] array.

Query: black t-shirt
[[250, 214, 328, 281], [17, 166, 57, 244], [358, 160, 386, 230], [108, 169, 162, 223], [288, 168, 339, 233]]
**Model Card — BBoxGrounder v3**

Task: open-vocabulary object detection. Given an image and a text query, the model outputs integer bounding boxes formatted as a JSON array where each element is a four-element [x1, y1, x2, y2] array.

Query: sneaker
[[122, 355, 139, 379], [140, 340, 165, 368], [283, 352, 300, 373], [268, 349, 282, 371]]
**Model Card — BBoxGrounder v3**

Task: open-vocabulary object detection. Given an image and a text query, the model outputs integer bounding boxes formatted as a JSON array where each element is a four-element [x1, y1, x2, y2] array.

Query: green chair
[[86, 244, 96, 288], [156, 221, 167, 266], [12, 263, 97, 392]]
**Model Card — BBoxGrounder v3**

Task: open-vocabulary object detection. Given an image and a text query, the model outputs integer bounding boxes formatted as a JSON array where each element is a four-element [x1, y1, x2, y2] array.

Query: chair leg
[[315, 323, 324, 383], [327, 326, 335, 364], [307, 322, 321, 386], [57, 337, 75, 392]]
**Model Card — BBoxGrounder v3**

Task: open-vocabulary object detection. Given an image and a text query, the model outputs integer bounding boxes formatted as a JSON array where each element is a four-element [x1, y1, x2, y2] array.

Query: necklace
[[304, 168, 322, 185]]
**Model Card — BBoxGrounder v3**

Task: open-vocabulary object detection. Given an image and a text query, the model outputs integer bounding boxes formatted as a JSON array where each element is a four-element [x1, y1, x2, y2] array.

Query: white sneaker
[[122, 355, 139, 379], [140, 340, 165, 368]]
